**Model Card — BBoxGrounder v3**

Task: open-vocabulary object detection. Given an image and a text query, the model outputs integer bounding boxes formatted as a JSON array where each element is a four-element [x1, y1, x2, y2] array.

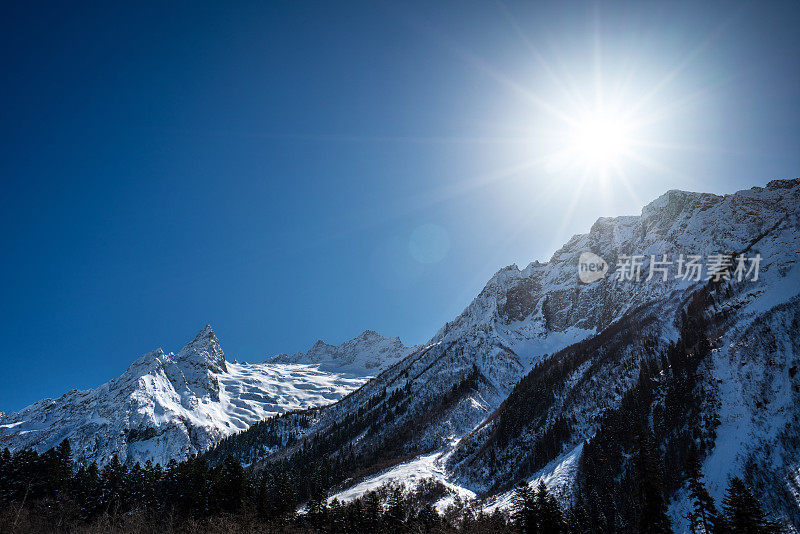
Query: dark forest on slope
[[0, 436, 782, 533]]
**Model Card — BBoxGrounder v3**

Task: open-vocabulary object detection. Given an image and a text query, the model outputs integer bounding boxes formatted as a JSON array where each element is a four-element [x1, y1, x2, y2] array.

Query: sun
[[568, 111, 633, 170], [540, 105, 641, 181]]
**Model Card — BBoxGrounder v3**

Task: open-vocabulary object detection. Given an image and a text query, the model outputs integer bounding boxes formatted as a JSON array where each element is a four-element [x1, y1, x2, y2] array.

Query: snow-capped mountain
[[0, 326, 371, 466], [207, 178, 800, 530], [267, 330, 418, 375], [2, 178, 799, 530]]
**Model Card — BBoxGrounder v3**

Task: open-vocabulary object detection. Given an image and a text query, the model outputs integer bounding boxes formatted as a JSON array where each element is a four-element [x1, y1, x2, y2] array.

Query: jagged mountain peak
[[355, 329, 383, 340], [175, 324, 226, 373], [181, 324, 219, 351], [194, 324, 217, 342], [268, 329, 417, 374]]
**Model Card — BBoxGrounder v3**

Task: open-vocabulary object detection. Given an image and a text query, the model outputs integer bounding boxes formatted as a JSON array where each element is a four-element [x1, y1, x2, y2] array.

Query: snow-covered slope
[[0, 326, 369, 466], [267, 329, 418, 375], [449, 179, 800, 528], [209, 178, 800, 530]]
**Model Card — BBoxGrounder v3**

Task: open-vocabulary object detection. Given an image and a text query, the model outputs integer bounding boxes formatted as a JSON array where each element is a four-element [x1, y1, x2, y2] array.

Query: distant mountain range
[[267, 329, 419, 375], [2, 178, 799, 530], [0, 326, 412, 466]]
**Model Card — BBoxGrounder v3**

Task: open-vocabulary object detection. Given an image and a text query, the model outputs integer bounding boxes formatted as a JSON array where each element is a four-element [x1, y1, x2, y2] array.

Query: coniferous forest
[[0, 435, 783, 533]]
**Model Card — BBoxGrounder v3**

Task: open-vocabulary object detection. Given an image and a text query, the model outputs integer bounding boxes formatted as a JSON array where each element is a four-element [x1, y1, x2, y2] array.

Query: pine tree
[[307, 481, 329, 528], [418, 501, 440, 530], [186, 456, 210, 516], [720, 477, 781, 533], [363, 491, 383, 531], [162, 459, 181, 512], [565, 489, 592, 534], [512, 481, 539, 533], [685, 448, 717, 533], [274, 473, 297, 522], [100, 455, 128, 514], [142, 459, 161, 510], [54, 438, 72, 491], [256, 474, 270, 519], [634, 431, 673, 534], [384, 486, 407, 532], [211, 455, 246, 514], [73, 461, 102, 520], [128, 462, 146, 507], [346, 497, 368, 532], [0, 448, 11, 503], [535, 480, 565, 534], [328, 498, 346, 533]]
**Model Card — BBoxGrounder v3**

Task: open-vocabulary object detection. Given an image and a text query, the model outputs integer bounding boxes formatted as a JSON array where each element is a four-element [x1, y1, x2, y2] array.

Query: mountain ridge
[[0, 325, 399, 466], [202, 178, 800, 530]]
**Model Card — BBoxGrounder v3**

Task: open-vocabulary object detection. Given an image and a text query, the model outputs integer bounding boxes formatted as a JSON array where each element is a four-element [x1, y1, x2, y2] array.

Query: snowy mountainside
[[206, 178, 800, 530], [267, 329, 418, 375], [446, 179, 800, 528], [669, 290, 800, 530], [0, 326, 369, 466]]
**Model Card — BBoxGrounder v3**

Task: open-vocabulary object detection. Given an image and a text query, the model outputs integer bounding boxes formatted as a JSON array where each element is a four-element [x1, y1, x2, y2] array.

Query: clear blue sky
[[2, 1, 799, 412]]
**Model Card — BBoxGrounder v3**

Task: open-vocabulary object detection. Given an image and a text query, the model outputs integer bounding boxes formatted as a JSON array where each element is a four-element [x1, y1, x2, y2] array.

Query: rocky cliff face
[[434, 179, 794, 355]]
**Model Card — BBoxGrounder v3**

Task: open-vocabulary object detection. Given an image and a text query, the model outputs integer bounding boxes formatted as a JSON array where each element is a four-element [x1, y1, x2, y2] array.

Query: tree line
[[0, 436, 783, 533]]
